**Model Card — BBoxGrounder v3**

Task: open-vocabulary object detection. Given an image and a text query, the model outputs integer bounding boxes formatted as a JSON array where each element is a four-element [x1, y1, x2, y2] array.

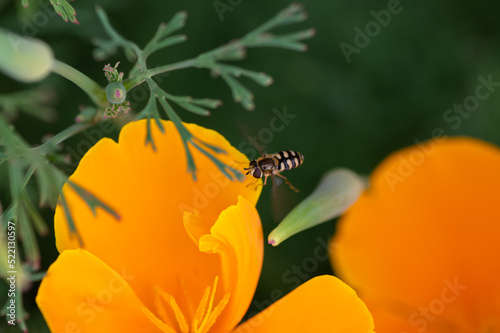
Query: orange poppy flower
[[331, 137, 500, 332], [37, 120, 374, 332]]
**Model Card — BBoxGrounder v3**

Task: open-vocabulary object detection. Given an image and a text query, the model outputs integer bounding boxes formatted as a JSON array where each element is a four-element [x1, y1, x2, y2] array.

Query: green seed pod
[[105, 82, 127, 104], [268, 168, 366, 246], [0, 29, 54, 83]]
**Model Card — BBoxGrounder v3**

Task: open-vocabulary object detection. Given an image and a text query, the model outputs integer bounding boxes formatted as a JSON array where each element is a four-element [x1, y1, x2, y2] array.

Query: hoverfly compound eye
[[252, 167, 262, 178]]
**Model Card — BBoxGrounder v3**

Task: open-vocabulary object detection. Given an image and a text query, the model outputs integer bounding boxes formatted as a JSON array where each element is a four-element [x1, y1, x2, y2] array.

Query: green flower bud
[[268, 168, 365, 246], [0, 29, 54, 83], [105, 82, 127, 104]]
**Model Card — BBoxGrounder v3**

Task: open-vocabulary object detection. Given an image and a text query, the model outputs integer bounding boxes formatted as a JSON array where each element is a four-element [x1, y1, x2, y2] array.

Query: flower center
[[155, 276, 231, 333]]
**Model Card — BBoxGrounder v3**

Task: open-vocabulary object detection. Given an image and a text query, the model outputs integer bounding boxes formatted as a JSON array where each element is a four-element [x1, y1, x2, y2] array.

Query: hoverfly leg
[[245, 175, 268, 191], [246, 179, 264, 191], [275, 173, 299, 192]]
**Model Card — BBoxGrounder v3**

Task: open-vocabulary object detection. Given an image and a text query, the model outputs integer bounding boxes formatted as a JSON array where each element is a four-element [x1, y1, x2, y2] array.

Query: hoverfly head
[[244, 160, 261, 178]]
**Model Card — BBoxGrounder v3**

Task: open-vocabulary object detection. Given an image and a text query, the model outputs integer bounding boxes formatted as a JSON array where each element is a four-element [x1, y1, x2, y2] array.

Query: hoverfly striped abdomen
[[274, 150, 304, 172]]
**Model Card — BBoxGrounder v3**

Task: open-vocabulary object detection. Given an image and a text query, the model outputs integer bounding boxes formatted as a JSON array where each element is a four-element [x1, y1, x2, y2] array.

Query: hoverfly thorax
[[258, 157, 276, 171]]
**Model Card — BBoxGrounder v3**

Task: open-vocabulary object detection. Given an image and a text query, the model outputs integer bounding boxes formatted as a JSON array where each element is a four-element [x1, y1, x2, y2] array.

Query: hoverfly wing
[[273, 175, 283, 186], [234, 118, 267, 160], [271, 175, 300, 223]]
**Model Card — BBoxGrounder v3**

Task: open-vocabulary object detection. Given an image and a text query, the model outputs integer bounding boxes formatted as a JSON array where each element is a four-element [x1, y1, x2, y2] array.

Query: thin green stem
[[15, 277, 28, 331], [0, 116, 30, 154], [95, 6, 145, 70], [52, 60, 106, 107], [123, 59, 196, 90], [48, 123, 92, 146], [95, 6, 128, 45], [28, 271, 47, 282], [37, 122, 92, 154]]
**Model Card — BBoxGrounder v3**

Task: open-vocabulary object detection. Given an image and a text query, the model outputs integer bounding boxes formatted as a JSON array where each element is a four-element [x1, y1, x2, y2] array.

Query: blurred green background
[[1, 0, 500, 331]]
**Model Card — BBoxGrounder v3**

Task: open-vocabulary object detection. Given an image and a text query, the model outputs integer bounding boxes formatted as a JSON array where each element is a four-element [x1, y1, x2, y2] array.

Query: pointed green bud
[[268, 168, 365, 246], [0, 29, 54, 83]]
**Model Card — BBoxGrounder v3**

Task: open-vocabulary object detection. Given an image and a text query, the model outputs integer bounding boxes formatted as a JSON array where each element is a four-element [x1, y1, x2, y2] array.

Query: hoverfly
[[244, 150, 304, 192]]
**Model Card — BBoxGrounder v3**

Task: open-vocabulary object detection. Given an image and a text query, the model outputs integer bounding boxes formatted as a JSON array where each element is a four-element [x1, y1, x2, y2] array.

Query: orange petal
[[233, 275, 374, 333], [193, 195, 263, 332], [36, 249, 173, 333], [362, 298, 443, 333], [54, 120, 261, 315], [332, 137, 500, 331]]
